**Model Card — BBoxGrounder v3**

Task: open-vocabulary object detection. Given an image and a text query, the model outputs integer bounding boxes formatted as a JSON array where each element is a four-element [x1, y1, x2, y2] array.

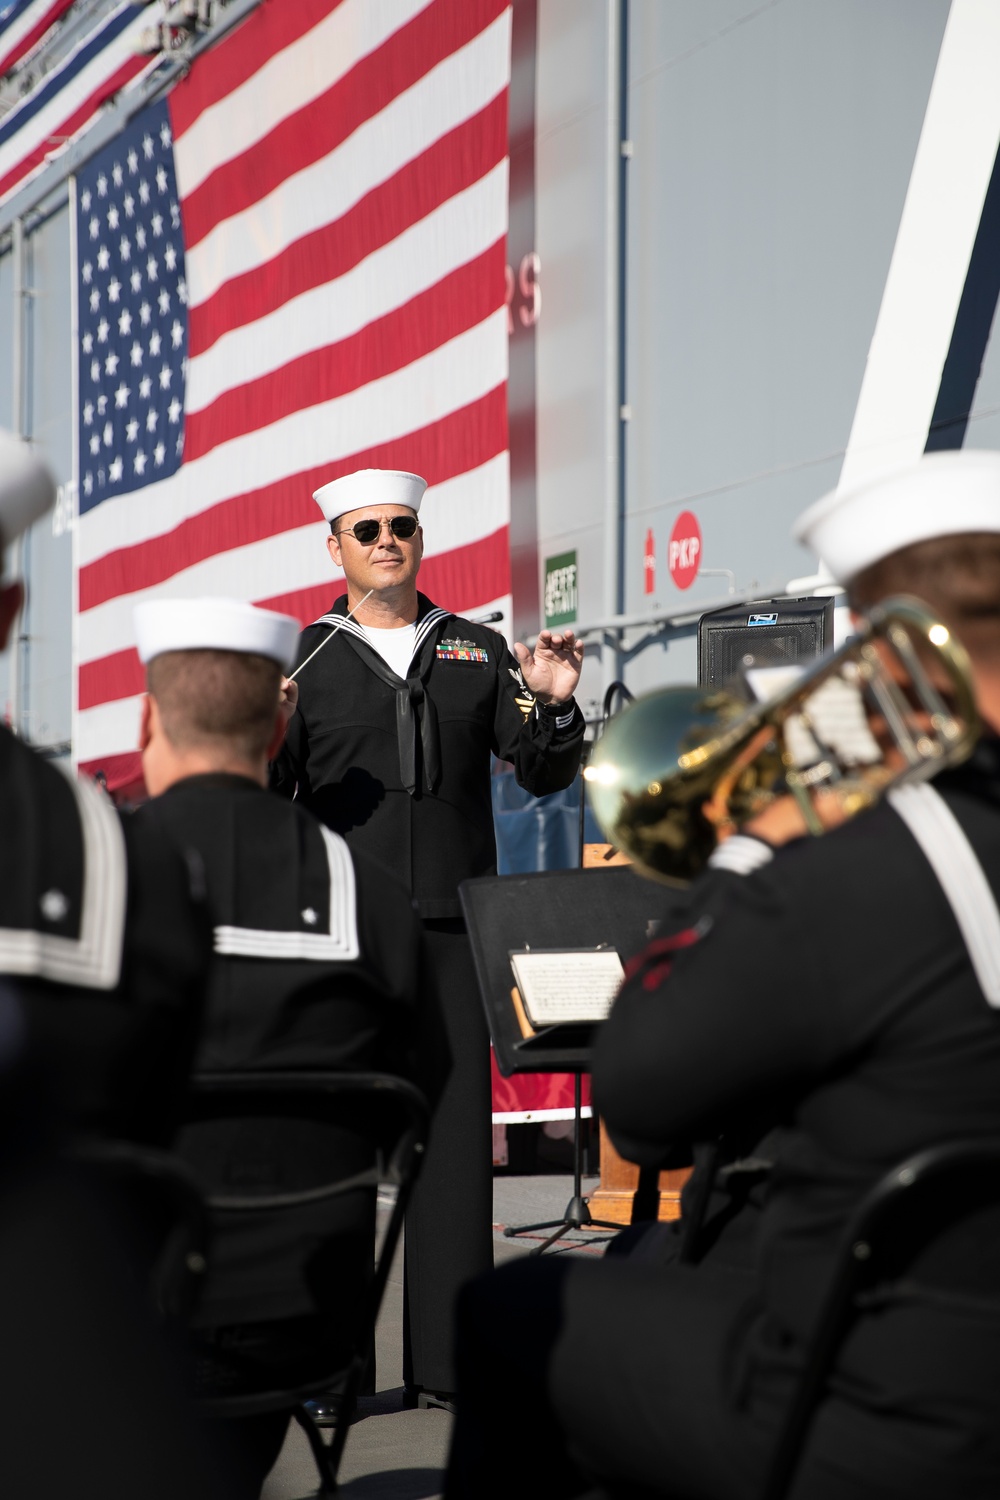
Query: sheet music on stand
[[509, 948, 624, 1031], [460, 864, 661, 1075]]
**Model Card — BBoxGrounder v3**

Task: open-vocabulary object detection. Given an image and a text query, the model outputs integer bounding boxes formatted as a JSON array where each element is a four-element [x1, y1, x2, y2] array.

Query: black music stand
[[460, 865, 664, 1253], [502, 1068, 617, 1253]]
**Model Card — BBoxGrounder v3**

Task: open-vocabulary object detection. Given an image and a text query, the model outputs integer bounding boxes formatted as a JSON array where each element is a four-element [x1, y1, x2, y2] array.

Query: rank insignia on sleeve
[[509, 666, 536, 720], [436, 638, 489, 663]]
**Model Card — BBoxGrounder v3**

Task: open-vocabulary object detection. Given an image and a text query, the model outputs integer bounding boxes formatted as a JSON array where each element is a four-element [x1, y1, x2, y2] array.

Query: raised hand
[[513, 629, 584, 706], [278, 675, 299, 726]]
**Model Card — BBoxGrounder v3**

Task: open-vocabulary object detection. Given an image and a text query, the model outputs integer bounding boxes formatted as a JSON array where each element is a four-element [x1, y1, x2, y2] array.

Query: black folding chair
[[553, 1140, 1000, 1500], [69, 1137, 211, 1322], [760, 1137, 1000, 1500], [186, 1070, 429, 1494]]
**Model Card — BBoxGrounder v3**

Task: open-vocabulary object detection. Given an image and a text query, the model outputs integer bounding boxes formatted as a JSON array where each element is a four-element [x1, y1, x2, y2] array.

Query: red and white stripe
[[0, 1, 156, 210], [75, 0, 512, 787], [0, 0, 74, 79]]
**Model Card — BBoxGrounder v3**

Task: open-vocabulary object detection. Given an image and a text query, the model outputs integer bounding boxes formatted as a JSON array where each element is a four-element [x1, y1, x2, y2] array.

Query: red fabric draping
[[490, 1051, 591, 1120]]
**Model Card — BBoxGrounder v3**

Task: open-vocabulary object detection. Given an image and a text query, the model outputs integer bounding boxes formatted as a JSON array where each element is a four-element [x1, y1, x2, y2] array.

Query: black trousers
[[0, 1156, 236, 1500], [404, 919, 494, 1393], [446, 1256, 772, 1500], [447, 1252, 1000, 1500], [195, 1316, 348, 1500]]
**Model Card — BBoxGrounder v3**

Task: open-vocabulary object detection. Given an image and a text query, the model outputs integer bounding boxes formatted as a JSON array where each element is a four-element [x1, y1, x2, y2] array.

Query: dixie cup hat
[[134, 597, 300, 671], [794, 449, 1000, 585], [313, 468, 427, 523]]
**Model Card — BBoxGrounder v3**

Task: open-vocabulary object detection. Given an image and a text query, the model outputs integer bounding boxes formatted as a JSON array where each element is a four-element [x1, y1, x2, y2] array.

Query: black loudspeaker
[[698, 597, 834, 691]]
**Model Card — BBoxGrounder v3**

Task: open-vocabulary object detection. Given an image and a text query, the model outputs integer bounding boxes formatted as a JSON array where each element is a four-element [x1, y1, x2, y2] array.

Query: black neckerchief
[[317, 593, 452, 796]]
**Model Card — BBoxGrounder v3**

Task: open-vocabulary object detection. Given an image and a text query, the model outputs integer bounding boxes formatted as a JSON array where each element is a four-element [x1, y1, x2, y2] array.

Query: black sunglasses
[[333, 516, 419, 545]]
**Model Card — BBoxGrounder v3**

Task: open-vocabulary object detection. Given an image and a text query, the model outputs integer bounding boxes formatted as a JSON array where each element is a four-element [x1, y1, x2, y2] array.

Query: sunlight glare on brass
[[585, 595, 979, 887]]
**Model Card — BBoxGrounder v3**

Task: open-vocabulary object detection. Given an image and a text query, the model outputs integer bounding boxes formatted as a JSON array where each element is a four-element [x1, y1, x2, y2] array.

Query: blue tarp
[[491, 768, 604, 875]]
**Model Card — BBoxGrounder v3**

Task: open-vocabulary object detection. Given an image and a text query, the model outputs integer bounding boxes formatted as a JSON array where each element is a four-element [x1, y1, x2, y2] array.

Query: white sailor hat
[[0, 429, 56, 564], [313, 468, 427, 522], [794, 449, 1000, 585], [134, 597, 300, 671]]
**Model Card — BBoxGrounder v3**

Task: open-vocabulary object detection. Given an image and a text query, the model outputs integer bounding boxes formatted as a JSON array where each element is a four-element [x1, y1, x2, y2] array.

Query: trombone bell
[[584, 595, 979, 886]]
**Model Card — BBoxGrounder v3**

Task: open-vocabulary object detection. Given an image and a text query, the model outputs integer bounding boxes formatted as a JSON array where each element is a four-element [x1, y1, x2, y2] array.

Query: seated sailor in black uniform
[[0, 977, 241, 1500], [0, 430, 211, 1143], [0, 435, 230, 1494], [132, 597, 422, 1486], [446, 449, 1000, 1500]]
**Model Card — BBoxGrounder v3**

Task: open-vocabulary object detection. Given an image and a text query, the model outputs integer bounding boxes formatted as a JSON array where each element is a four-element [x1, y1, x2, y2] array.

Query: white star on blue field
[[76, 98, 188, 511]]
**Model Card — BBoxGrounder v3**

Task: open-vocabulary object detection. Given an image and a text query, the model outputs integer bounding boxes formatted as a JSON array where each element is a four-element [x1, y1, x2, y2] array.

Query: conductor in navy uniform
[[446, 450, 1000, 1500], [271, 467, 586, 1400]]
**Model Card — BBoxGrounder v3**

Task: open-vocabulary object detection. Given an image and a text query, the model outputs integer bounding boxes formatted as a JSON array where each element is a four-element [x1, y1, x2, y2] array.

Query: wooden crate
[[588, 1118, 691, 1224]]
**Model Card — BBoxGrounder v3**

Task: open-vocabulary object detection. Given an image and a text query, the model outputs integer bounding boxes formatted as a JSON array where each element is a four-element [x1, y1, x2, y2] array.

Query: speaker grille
[[698, 599, 833, 691], [709, 621, 822, 686]]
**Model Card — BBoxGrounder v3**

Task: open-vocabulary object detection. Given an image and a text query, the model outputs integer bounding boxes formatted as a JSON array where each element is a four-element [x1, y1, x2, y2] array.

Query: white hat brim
[[794, 449, 1000, 584], [134, 598, 300, 670], [313, 468, 427, 522], [0, 430, 56, 556]]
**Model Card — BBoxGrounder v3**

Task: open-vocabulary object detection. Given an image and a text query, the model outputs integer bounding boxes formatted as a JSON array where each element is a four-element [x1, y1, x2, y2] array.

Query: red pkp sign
[[668, 511, 701, 590]]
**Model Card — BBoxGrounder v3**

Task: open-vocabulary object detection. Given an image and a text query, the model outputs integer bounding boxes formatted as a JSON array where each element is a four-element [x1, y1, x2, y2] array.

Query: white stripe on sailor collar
[[0, 770, 127, 990], [889, 781, 1000, 1007], [707, 835, 775, 877], [213, 825, 360, 962], [311, 606, 451, 678]]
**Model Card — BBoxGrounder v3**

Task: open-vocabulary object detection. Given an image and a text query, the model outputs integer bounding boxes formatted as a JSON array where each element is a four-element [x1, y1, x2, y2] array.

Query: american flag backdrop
[[76, 102, 188, 508], [0, 0, 157, 205], [0, 0, 75, 81], [68, 0, 511, 790]]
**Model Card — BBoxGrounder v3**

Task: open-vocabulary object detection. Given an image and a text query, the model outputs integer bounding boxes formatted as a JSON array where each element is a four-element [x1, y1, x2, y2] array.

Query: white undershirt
[[361, 622, 417, 679]]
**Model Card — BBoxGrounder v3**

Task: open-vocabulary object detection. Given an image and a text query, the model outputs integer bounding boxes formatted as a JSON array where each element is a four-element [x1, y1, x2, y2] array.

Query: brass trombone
[[584, 595, 980, 886]]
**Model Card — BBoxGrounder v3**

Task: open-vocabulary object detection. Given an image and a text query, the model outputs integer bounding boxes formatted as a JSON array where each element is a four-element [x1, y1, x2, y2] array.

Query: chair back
[[70, 1137, 211, 1322], [185, 1069, 428, 1491], [760, 1137, 1000, 1500]]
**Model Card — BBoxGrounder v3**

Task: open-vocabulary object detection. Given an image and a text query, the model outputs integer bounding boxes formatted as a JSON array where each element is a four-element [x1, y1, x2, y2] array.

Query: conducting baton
[[287, 589, 374, 681]]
